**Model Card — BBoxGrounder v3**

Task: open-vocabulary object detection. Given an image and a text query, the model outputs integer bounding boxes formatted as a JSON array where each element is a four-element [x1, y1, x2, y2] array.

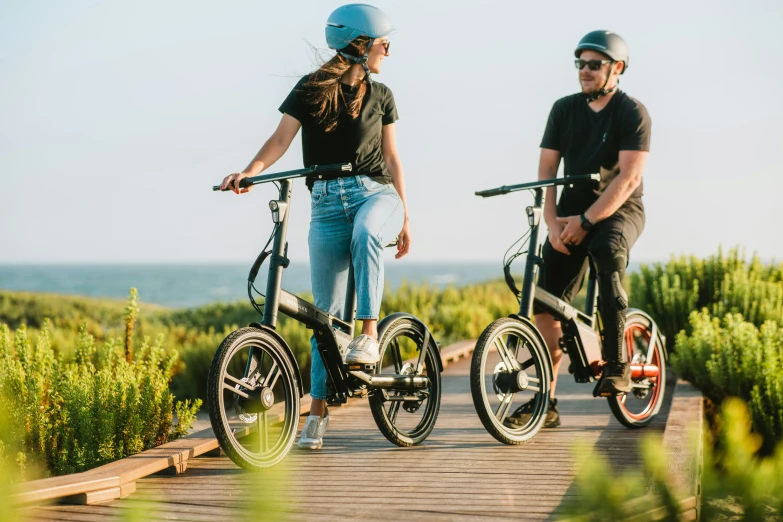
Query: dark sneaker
[[504, 397, 560, 429], [597, 361, 632, 396]]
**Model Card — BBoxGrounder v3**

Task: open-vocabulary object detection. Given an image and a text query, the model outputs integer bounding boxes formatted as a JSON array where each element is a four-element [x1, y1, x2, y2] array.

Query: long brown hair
[[304, 37, 370, 132]]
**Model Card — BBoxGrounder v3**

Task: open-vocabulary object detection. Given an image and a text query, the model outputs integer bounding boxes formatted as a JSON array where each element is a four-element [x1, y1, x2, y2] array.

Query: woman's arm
[[221, 114, 302, 193], [381, 123, 410, 259]]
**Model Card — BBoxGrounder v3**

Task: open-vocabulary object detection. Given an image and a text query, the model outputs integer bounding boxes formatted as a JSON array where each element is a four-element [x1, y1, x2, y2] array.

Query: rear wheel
[[369, 318, 441, 447], [470, 318, 552, 445], [607, 312, 667, 428], [207, 327, 300, 470]]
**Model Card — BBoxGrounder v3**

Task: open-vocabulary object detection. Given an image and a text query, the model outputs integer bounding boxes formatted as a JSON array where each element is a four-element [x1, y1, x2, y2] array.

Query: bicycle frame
[[478, 174, 606, 382], [217, 164, 433, 403], [477, 173, 664, 385]]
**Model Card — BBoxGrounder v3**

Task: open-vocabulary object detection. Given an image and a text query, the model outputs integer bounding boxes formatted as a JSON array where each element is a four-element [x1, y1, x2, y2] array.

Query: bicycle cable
[[502, 188, 544, 301], [502, 228, 531, 302], [247, 221, 281, 316]]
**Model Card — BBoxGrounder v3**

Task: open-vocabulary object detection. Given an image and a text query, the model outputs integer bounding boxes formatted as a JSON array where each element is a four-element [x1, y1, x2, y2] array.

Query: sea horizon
[[0, 260, 652, 309]]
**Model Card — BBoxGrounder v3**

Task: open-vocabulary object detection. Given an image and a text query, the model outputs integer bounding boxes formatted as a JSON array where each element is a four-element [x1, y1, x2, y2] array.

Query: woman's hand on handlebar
[[220, 172, 252, 194]]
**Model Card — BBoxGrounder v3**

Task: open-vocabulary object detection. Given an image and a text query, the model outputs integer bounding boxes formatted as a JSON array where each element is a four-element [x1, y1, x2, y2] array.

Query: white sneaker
[[344, 334, 380, 364], [297, 410, 329, 450]]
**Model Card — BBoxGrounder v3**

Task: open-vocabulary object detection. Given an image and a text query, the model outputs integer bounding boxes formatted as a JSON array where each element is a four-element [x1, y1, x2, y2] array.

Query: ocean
[[0, 263, 507, 308], [0, 261, 643, 309]]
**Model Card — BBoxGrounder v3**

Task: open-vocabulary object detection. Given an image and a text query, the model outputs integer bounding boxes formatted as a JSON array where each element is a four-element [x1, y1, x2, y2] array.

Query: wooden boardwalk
[[25, 355, 673, 521]]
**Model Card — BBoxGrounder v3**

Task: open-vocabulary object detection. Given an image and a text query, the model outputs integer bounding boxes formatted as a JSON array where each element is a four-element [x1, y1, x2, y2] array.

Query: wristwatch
[[580, 214, 594, 231]]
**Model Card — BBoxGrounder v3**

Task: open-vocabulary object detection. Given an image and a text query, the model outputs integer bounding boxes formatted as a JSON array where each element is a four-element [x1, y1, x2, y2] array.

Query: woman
[[220, 4, 410, 450]]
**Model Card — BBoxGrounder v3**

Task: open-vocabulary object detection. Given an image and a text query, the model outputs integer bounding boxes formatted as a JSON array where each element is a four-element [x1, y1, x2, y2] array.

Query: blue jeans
[[308, 175, 404, 400]]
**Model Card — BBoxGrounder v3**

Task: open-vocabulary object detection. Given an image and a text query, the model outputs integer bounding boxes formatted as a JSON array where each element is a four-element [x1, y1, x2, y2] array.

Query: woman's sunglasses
[[575, 59, 613, 71], [376, 40, 391, 55]]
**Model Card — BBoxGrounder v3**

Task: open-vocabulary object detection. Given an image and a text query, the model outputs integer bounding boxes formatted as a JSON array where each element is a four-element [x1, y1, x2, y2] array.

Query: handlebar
[[475, 173, 601, 198], [213, 163, 353, 191]]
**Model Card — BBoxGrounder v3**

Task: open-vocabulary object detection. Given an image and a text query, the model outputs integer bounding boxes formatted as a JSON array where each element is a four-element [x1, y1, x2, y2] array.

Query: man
[[506, 30, 651, 429]]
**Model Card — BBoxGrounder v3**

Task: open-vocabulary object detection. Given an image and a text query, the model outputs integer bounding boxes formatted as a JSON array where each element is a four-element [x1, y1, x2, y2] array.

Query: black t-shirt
[[279, 75, 398, 190], [540, 90, 651, 215]]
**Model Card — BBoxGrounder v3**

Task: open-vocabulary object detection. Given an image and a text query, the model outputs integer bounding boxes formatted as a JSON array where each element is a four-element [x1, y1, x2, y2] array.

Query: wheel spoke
[[244, 347, 261, 380], [388, 401, 402, 424], [415, 336, 427, 373], [258, 412, 269, 453], [390, 339, 402, 372], [223, 382, 249, 399], [224, 372, 253, 390], [495, 394, 514, 423], [509, 336, 521, 360], [526, 385, 541, 393], [494, 335, 521, 371], [263, 361, 280, 388], [625, 329, 635, 359], [520, 358, 535, 370], [527, 377, 540, 384]]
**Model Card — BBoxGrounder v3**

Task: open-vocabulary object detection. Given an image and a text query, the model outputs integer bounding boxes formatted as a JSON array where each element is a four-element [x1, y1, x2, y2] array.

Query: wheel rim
[[214, 337, 297, 467], [617, 323, 663, 421], [478, 325, 548, 438], [375, 324, 438, 439]]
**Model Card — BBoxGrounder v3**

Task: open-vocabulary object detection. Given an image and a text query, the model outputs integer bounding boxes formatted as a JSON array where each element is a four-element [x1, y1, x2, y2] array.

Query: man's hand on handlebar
[[220, 172, 252, 194]]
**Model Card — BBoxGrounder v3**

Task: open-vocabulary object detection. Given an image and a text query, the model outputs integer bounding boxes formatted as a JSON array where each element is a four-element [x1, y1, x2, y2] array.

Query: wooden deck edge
[[623, 379, 705, 521], [557, 379, 705, 522], [12, 340, 475, 507]]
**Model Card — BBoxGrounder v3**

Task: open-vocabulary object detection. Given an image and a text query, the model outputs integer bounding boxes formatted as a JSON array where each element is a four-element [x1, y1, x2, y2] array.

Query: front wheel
[[607, 311, 667, 428], [207, 327, 300, 470], [369, 317, 442, 447], [470, 317, 553, 445]]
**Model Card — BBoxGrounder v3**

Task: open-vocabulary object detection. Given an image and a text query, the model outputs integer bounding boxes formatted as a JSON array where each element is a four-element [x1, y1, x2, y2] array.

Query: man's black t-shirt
[[540, 90, 651, 216], [279, 75, 398, 190]]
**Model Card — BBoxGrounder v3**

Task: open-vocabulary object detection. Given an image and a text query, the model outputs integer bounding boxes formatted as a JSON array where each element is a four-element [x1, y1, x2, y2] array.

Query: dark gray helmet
[[575, 30, 629, 74]]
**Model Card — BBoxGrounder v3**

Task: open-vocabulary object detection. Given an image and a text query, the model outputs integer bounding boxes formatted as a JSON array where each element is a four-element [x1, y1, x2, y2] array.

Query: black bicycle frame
[[217, 163, 430, 402], [477, 174, 602, 381]]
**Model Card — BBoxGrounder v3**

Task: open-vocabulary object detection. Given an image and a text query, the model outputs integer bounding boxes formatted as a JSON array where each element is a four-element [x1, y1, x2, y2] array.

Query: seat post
[[343, 262, 357, 336], [584, 260, 599, 318]]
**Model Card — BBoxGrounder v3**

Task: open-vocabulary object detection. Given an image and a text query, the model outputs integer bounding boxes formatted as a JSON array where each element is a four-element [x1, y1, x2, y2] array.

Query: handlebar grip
[[212, 178, 250, 192], [475, 187, 508, 198]]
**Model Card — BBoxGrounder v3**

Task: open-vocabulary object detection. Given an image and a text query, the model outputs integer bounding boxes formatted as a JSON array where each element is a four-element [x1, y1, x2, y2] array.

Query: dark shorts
[[533, 199, 645, 315]]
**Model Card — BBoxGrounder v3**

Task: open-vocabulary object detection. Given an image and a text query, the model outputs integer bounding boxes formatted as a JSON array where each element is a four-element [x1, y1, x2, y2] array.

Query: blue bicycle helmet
[[325, 4, 395, 83]]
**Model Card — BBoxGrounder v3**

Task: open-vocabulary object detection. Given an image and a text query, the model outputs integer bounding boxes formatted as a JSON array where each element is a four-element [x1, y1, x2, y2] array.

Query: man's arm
[[539, 148, 569, 254], [557, 150, 647, 246], [583, 150, 648, 224]]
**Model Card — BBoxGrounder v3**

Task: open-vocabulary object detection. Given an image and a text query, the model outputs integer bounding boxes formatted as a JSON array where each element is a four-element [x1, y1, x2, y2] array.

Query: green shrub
[[0, 279, 522, 405], [0, 291, 201, 478], [561, 399, 783, 520], [672, 311, 783, 450], [630, 247, 783, 349]]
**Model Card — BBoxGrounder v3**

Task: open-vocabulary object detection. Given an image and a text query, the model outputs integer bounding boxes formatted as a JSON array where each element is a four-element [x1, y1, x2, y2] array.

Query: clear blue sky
[[1, 0, 780, 263]]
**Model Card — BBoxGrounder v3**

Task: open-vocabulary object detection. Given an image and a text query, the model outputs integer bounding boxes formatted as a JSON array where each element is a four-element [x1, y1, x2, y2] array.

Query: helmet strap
[[585, 61, 617, 103], [337, 37, 376, 85]]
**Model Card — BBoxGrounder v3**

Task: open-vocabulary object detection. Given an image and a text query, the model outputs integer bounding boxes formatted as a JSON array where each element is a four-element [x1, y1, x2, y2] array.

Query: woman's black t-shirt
[[279, 75, 398, 190], [540, 90, 651, 216]]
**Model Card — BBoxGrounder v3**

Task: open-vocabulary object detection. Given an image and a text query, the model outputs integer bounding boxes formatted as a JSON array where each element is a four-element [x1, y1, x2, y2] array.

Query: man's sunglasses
[[575, 59, 613, 71]]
